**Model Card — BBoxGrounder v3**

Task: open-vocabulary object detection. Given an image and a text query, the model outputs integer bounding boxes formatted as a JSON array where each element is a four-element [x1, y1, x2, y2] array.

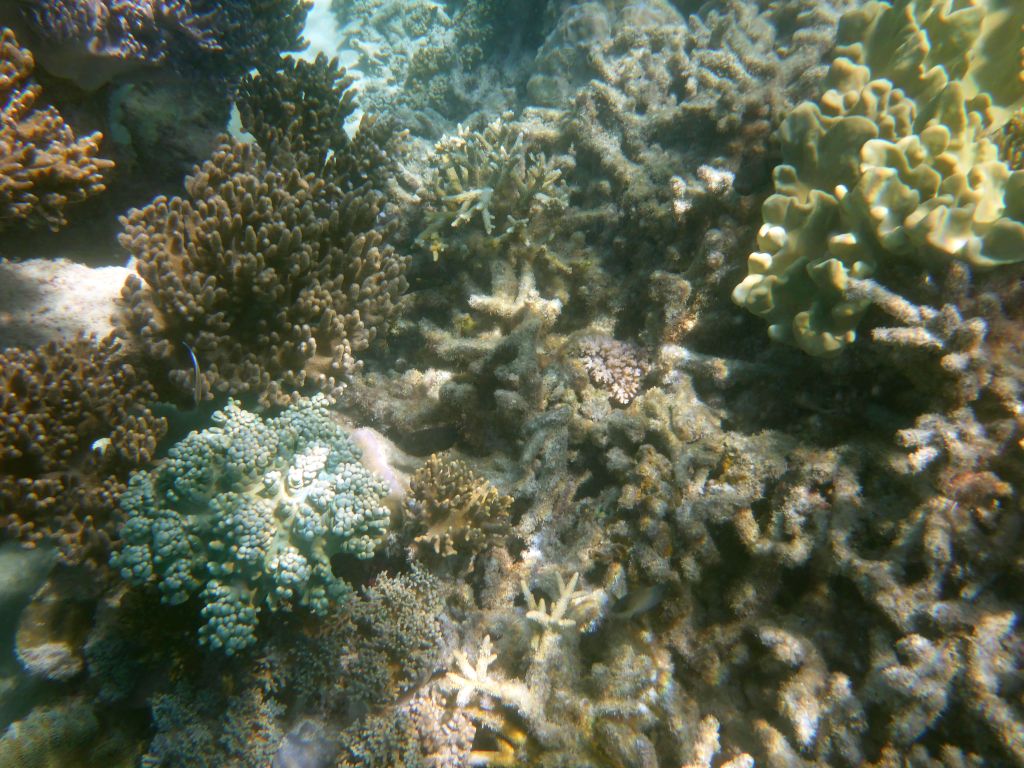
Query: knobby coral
[[0, 27, 113, 231], [111, 394, 390, 653], [0, 334, 166, 568]]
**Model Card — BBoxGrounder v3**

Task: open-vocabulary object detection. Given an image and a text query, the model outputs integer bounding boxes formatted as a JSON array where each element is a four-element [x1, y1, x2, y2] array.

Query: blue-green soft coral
[[111, 394, 390, 654]]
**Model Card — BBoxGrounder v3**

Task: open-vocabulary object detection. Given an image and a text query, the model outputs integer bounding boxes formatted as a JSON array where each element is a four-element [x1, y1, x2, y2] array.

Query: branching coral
[[337, 688, 475, 768], [0, 334, 165, 568], [441, 571, 700, 767], [0, 27, 113, 231], [237, 53, 359, 179], [403, 454, 512, 571], [117, 136, 407, 406], [118, 54, 407, 406], [111, 394, 390, 653], [289, 569, 450, 715], [344, 569, 450, 703], [418, 112, 566, 248]]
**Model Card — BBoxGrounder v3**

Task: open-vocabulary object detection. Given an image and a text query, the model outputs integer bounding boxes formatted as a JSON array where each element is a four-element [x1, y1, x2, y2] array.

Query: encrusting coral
[[117, 55, 408, 406], [0, 334, 166, 569], [0, 27, 113, 231], [733, 0, 1024, 356], [111, 394, 390, 654]]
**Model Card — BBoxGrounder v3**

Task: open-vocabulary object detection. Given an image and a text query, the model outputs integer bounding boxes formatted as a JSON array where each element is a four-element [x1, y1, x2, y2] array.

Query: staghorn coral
[[403, 454, 512, 571], [111, 394, 390, 653], [0, 27, 113, 231], [439, 571, 707, 767], [0, 334, 165, 568], [417, 112, 567, 248], [117, 135, 407, 406], [733, 0, 1024, 356]]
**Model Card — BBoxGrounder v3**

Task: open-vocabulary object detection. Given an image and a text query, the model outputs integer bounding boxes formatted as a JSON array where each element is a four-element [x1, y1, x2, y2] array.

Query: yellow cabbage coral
[[733, 0, 1024, 356]]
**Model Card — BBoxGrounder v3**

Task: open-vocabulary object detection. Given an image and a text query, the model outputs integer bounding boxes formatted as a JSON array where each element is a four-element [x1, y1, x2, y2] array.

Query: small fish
[[609, 583, 668, 620], [182, 341, 202, 408]]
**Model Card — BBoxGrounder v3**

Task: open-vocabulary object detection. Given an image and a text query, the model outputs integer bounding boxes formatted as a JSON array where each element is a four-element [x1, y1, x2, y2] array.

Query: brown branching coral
[[403, 454, 513, 570], [238, 53, 358, 176], [118, 53, 407, 406], [0, 334, 166, 568], [0, 27, 113, 231], [117, 134, 407, 406]]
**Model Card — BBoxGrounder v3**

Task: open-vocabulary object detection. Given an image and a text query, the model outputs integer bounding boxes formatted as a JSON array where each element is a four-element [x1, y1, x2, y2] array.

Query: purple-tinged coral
[[22, 0, 220, 69], [18, 0, 310, 87], [571, 335, 651, 405]]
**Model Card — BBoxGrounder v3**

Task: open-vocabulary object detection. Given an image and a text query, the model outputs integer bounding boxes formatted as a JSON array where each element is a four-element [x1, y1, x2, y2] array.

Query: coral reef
[[0, 334, 165, 568], [111, 394, 390, 653], [733, 0, 1024, 355], [0, 27, 113, 232], [3, 3, 1023, 768]]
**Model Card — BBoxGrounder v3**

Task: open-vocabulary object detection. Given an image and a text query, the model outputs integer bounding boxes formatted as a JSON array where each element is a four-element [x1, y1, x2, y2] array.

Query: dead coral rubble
[[0, 334, 166, 568], [0, 27, 113, 231], [118, 56, 408, 406]]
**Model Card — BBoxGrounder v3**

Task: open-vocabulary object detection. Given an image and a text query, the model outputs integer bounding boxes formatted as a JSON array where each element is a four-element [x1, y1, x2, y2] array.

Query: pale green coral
[[417, 113, 567, 248], [111, 394, 390, 654], [733, 0, 1024, 356]]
